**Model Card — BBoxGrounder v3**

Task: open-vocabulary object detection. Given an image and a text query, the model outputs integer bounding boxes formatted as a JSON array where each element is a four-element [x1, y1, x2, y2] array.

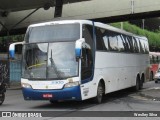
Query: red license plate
[[43, 94, 53, 98]]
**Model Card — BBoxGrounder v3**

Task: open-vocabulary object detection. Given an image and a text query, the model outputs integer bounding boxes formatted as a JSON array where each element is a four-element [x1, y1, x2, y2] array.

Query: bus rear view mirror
[[75, 38, 85, 59], [9, 42, 24, 59]]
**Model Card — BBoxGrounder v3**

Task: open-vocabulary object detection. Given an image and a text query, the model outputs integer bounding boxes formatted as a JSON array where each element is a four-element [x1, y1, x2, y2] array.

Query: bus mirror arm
[[9, 41, 24, 59]]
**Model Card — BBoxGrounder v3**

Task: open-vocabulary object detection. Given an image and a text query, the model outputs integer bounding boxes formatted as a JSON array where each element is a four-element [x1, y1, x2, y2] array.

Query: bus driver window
[[81, 47, 93, 80]]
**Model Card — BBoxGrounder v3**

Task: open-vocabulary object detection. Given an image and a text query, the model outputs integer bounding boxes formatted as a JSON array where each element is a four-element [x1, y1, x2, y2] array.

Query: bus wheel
[[49, 100, 58, 104], [140, 75, 144, 90], [134, 76, 140, 91], [155, 80, 158, 83], [94, 82, 104, 104], [0, 93, 5, 105]]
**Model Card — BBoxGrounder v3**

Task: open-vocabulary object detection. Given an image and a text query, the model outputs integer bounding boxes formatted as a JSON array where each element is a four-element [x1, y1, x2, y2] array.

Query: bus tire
[[134, 76, 140, 91], [49, 100, 58, 104], [0, 93, 5, 105], [93, 81, 104, 104], [139, 74, 144, 90]]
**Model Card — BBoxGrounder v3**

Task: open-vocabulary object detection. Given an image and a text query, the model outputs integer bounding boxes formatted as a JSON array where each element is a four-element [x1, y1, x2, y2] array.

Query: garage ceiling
[[0, 0, 90, 12]]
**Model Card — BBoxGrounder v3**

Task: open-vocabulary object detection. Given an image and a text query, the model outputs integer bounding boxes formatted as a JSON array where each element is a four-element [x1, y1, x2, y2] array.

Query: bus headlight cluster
[[64, 81, 79, 88], [21, 83, 32, 88]]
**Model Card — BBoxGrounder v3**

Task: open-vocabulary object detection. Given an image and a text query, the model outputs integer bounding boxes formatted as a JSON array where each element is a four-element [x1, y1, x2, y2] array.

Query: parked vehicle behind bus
[[9, 20, 150, 103], [149, 52, 160, 81]]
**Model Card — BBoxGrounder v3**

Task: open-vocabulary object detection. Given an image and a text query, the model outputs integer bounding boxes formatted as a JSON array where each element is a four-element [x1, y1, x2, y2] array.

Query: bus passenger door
[[80, 43, 95, 100], [81, 44, 93, 82]]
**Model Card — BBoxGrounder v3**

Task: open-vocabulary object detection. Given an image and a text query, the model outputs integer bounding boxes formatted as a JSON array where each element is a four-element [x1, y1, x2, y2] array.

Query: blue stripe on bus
[[22, 86, 82, 101], [75, 48, 81, 57], [9, 50, 15, 58]]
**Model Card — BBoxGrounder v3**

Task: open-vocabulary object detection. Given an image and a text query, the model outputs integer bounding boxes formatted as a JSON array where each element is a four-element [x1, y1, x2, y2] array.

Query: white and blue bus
[[9, 20, 150, 103]]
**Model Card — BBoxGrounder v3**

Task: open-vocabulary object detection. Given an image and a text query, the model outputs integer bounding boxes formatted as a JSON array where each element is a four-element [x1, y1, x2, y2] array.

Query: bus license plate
[[43, 94, 53, 98]]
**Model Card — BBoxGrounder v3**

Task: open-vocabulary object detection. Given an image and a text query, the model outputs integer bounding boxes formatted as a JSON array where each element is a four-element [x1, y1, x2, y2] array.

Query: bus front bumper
[[22, 86, 82, 101]]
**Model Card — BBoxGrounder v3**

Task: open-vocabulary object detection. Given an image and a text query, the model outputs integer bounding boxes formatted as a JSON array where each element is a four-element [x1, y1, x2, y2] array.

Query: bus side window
[[81, 47, 93, 80], [82, 25, 94, 51], [133, 37, 138, 53], [135, 38, 140, 53], [81, 48, 87, 67], [139, 40, 144, 53], [120, 35, 127, 52], [142, 40, 149, 54], [144, 41, 149, 54], [121, 35, 130, 52], [127, 36, 134, 53], [95, 28, 106, 51], [103, 36, 109, 51], [107, 31, 118, 52], [101, 28, 109, 51], [117, 34, 125, 52]]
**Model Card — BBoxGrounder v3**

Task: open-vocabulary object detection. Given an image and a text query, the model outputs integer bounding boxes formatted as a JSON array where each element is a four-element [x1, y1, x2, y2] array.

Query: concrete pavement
[[139, 85, 160, 101], [7, 82, 21, 90]]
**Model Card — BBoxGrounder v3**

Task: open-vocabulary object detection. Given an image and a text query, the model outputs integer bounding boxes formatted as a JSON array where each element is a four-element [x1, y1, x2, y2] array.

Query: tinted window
[[121, 35, 130, 52], [117, 34, 125, 52], [103, 36, 109, 50], [127, 36, 134, 53], [101, 28, 109, 50], [83, 25, 94, 51], [139, 40, 144, 53], [81, 47, 93, 80], [144, 40, 149, 53], [95, 28, 105, 50], [140, 39, 149, 54], [94, 27, 148, 54], [133, 37, 139, 53], [107, 31, 118, 51], [135, 38, 140, 53]]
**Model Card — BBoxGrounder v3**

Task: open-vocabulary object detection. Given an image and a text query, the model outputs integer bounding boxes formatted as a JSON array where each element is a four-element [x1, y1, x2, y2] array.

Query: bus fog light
[[21, 83, 32, 88], [64, 81, 79, 88]]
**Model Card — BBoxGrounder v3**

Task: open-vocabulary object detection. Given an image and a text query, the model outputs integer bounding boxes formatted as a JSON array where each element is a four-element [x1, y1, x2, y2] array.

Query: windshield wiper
[[49, 49, 62, 79]]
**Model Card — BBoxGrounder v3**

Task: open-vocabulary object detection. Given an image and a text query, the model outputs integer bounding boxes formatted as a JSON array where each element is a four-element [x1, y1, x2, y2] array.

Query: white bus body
[[9, 20, 150, 103]]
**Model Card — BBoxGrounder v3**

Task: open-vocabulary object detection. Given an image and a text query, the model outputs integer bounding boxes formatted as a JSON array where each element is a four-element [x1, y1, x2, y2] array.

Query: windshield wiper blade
[[49, 49, 62, 79]]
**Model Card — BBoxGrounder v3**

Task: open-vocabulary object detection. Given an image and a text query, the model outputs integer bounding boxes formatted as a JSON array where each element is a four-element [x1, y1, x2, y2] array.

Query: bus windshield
[[22, 42, 79, 80], [25, 23, 80, 43]]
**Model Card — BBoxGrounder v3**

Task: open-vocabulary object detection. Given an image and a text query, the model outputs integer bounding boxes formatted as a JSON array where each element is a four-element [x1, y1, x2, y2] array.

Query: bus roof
[[28, 20, 147, 40], [28, 20, 92, 27]]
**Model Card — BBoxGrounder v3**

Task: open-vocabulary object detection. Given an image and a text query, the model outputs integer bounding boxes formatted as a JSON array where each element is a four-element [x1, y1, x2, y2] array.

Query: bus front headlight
[[64, 81, 79, 88], [21, 83, 32, 88]]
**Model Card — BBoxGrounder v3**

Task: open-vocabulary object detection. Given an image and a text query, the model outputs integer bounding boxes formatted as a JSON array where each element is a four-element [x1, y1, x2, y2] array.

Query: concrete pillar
[[0, 18, 6, 31]]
